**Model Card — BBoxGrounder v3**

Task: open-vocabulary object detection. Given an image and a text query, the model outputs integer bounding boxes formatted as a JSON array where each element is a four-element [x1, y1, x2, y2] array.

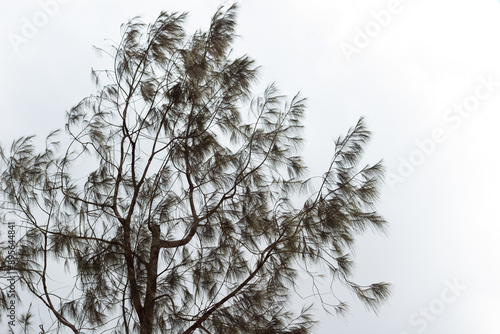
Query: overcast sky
[[1, 0, 500, 333]]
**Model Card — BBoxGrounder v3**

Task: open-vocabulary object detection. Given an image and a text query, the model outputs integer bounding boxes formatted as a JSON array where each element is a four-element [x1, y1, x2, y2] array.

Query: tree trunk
[[140, 224, 161, 334]]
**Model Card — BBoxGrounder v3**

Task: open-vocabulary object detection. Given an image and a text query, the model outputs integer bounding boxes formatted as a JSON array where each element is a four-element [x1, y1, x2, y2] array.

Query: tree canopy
[[0, 4, 390, 333]]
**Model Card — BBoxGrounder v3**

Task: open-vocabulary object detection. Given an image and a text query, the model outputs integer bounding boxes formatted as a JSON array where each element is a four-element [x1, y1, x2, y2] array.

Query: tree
[[0, 4, 390, 333]]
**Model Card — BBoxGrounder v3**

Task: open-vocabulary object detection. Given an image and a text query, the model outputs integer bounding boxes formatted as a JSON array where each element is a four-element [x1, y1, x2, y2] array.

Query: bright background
[[1, 0, 500, 333]]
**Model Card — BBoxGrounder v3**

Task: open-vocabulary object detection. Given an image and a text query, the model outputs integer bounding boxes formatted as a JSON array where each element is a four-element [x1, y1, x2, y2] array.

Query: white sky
[[1, 0, 500, 333]]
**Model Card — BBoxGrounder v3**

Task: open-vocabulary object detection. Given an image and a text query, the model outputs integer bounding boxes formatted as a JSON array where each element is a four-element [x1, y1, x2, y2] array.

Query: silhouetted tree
[[0, 4, 389, 333]]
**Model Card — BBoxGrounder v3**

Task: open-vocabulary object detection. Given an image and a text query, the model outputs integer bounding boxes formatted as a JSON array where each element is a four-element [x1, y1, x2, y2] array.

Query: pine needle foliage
[[0, 4, 390, 333]]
